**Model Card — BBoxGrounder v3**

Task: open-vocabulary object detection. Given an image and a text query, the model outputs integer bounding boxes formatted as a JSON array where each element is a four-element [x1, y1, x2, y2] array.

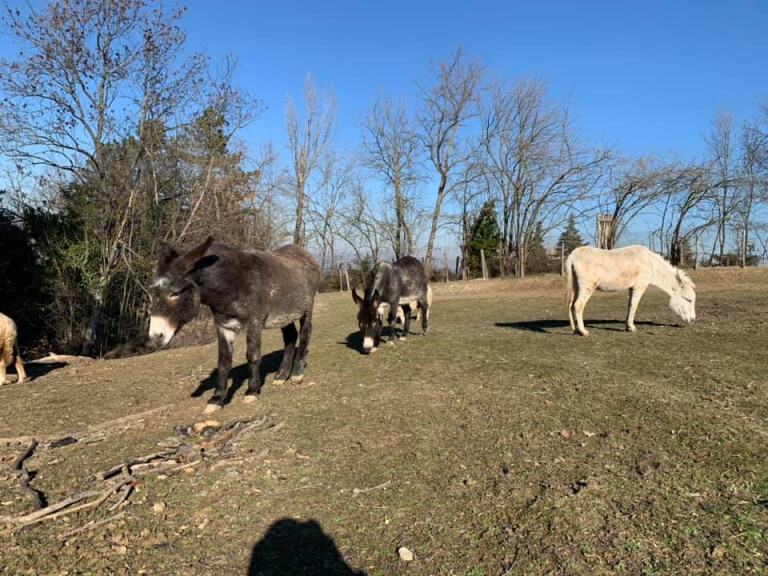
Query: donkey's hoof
[[398, 336, 408, 342], [579, 331, 590, 338], [203, 403, 222, 414], [273, 377, 287, 385], [242, 394, 259, 404], [626, 325, 637, 333], [369, 347, 378, 354], [291, 374, 304, 384], [387, 340, 395, 346]]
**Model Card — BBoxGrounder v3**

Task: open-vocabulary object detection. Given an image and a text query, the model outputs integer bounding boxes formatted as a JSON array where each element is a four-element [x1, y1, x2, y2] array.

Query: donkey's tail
[[565, 256, 575, 324]]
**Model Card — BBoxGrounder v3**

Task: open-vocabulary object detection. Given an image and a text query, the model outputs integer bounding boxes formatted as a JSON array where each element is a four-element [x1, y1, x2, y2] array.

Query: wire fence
[[323, 221, 767, 291]]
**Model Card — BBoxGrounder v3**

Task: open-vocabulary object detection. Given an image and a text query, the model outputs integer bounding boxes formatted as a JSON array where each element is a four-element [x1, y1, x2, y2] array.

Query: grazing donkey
[[565, 245, 696, 337], [0, 312, 26, 384], [351, 256, 429, 354], [149, 237, 322, 412]]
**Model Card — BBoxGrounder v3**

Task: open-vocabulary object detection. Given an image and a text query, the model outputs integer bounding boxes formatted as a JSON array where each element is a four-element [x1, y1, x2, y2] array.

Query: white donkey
[[0, 312, 27, 384], [565, 245, 696, 337]]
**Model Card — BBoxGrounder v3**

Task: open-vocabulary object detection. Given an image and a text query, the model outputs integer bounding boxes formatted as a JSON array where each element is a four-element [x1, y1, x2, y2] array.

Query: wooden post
[[649, 233, 654, 254], [338, 267, 343, 292], [455, 256, 460, 277], [560, 243, 565, 276], [480, 249, 488, 280], [597, 215, 614, 249], [742, 227, 747, 268], [694, 236, 699, 270], [343, 265, 350, 291]]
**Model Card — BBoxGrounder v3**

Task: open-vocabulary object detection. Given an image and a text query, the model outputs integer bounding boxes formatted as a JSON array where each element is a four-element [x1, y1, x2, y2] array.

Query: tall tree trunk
[[294, 178, 305, 245], [424, 173, 448, 276], [395, 181, 404, 259]]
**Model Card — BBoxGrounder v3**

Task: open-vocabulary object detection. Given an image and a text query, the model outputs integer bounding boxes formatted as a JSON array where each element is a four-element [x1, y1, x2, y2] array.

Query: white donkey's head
[[669, 269, 696, 324]]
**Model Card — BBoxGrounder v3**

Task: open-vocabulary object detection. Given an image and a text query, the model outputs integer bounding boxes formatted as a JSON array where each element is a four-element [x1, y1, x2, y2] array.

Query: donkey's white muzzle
[[149, 315, 176, 348]]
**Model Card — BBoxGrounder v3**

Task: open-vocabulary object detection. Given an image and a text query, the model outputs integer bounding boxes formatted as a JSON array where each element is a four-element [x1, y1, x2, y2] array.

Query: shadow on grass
[[191, 349, 284, 405], [342, 325, 422, 354], [248, 518, 366, 576], [21, 362, 70, 381], [495, 319, 677, 334]]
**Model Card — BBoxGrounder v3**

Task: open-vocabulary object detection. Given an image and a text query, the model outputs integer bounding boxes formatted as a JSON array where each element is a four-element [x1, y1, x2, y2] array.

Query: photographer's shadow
[[248, 518, 365, 576]]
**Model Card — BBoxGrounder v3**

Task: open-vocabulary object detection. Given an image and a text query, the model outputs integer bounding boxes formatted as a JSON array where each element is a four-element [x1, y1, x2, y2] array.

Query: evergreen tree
[[467, 200, 501, 277], [558, 215, 586, 253], [525, 221, 550, 274]]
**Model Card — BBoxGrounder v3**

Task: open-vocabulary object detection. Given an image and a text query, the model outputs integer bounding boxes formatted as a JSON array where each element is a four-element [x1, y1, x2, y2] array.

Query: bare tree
[[657, 162, 718, 265], [448, 153, 487, 279], [306, 151, 356, 270], [737, 122, 768, 258], [739, 119, 768, 261], [417, 47, 483, 275], [285, 75, 336, 246], [596, 155, 667, 249], [336, 180, 388, 266], [241, 142, 292, 250], [480, 77, 608, 277], [705, 110, 738, 264], [361, 95, 422, 258]]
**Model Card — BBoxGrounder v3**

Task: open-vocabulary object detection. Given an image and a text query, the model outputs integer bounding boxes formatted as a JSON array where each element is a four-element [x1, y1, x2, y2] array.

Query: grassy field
[[1, 268, 767, 575]]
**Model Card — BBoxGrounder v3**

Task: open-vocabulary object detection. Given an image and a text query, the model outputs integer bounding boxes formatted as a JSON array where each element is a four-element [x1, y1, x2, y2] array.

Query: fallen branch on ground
[[1, 413, 275, 531], [352, 480, 391, 496], [11, 440, 45, 510], [98, 450, 176, 480], [58, 511, 126, 540]]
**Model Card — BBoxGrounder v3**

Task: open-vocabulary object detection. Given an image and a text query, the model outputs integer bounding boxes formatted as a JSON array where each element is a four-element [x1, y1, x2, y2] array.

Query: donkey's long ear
[[179, 236, 214, 274], [157, 243, 181, 275], [371, 289, 381, 309], [352, 288, 363, 308]]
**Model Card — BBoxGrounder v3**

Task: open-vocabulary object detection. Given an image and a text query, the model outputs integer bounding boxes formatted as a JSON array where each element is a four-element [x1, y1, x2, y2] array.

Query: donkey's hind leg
[[419, 297, 430, 334], [291, 312, 313, 384], [625, 285, 647, 332], [243, 321, 263, 402], [573, 284, 595, 337], [274, 322, 298, 384], [14, 341, 26, 383]]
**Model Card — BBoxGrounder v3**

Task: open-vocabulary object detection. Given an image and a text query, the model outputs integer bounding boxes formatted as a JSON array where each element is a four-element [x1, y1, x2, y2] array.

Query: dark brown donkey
[[148, 237, 322, 413]]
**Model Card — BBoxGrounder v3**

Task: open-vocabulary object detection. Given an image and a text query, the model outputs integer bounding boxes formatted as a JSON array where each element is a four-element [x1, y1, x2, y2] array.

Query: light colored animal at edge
[[0, 312, 27, 384], [379, 284, 433, 326], [565, 245, 696, 337]]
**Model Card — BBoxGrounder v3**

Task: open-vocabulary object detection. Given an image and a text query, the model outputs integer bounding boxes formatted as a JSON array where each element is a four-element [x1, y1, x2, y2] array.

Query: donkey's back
[[228, 244, 322, 327], [567, 245, 658, 292]]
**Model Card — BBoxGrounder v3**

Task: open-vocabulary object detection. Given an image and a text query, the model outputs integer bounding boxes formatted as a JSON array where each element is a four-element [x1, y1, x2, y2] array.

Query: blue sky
[[181, 0, 768, 160], [0, 0, 765, 251]]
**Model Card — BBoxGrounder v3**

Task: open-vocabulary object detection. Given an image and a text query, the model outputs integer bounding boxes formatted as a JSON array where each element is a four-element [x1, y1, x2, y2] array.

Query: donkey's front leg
[[625, 285, 647, 332], [207, 325, 236, 413], [243, 321, 263, 403]]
